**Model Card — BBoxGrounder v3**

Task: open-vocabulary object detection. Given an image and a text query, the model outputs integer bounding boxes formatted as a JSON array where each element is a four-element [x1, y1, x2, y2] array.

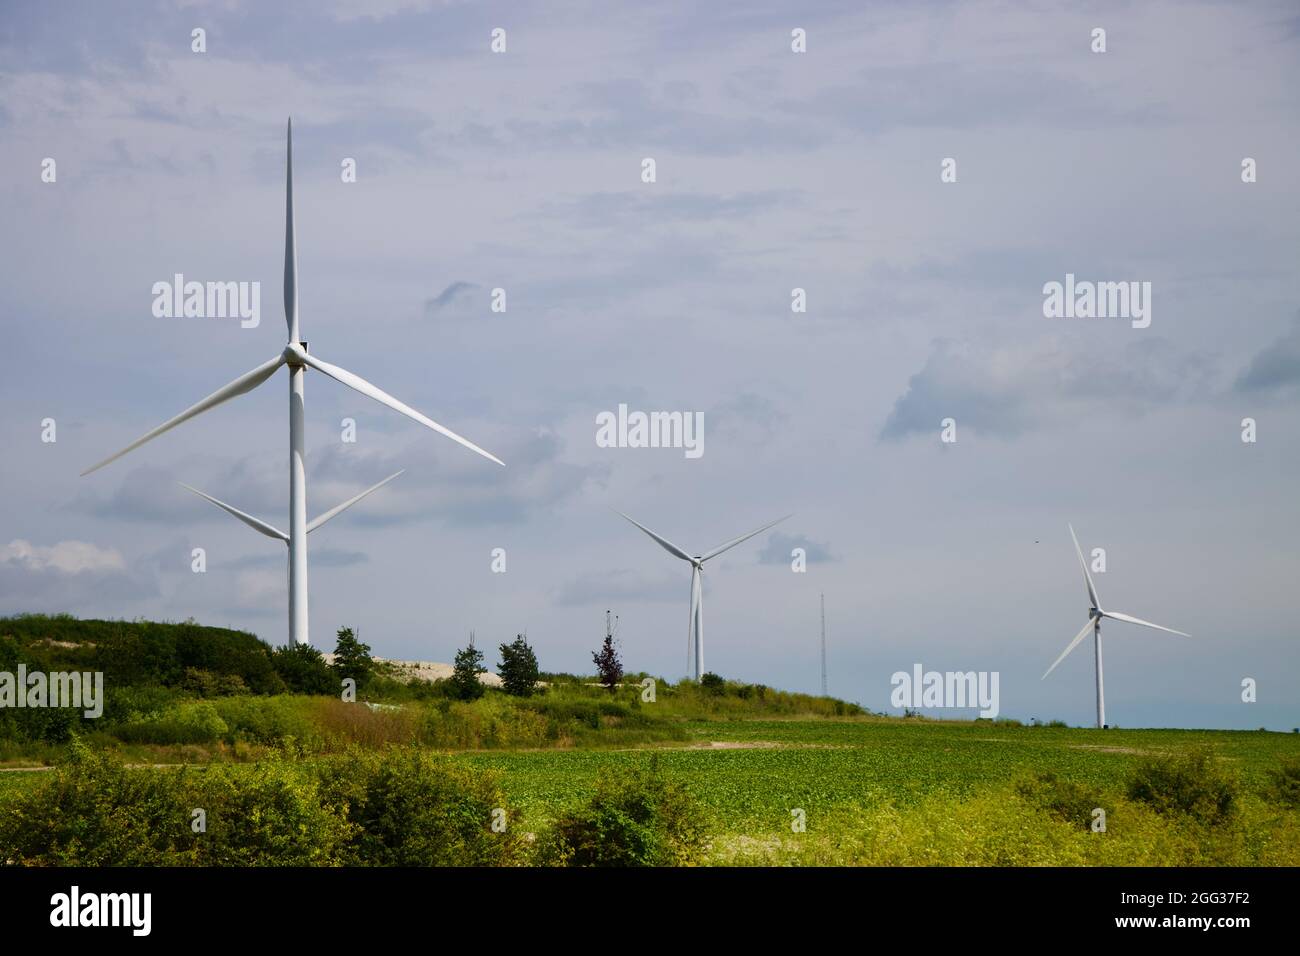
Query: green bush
[[316, 747, 524, 866], [115, 700, 229, 745], [1265, 758, 1300, 809], [100, 684, 184, 725], [270, 644, 337, 695], [699, 672, 725, 696], [0, 743, 350, 865], [182, 667, 250, 697], [1127, 748, 1238, 825], [211, 695, 322, 748], [1015, 771, 1109, 831], [539, 762, 708, 866]]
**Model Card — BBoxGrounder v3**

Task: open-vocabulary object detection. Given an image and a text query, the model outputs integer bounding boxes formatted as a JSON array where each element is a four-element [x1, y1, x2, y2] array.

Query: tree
[[270, 643, 336, 695], [700, 672, 725, 696], [332, 626, 374, 688], [592, 635, 622, 693], [450, 643, 486, 701], [497, 634, 539, 697]]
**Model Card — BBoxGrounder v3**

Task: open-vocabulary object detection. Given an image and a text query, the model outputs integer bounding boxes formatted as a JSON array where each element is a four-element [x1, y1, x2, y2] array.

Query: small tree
[[595, 613, 624, 697], [450, 642, 486, 701], [332, 626, 374, 689], [497, 634, 539, 697], [270, 643, 337, 695]]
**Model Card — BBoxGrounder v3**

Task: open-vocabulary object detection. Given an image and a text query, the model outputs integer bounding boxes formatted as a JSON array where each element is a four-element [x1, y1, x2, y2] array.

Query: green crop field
[[458, 720, 1300, 849], [3, 716, 1299, 866]]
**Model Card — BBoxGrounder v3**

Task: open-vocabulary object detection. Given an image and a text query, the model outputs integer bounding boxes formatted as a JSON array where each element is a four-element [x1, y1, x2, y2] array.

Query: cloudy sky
[[2, 0, 1297, 729]]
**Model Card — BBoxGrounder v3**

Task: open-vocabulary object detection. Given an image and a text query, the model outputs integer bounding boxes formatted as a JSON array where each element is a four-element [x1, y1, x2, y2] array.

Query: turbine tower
[[1041, 524, 1190, 728], [82, 118, 504, 645], [616, 512, 789, 679]]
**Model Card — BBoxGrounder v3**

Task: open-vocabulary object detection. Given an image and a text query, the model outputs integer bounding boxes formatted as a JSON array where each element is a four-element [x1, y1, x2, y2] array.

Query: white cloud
[[0, 539, 126, 575]]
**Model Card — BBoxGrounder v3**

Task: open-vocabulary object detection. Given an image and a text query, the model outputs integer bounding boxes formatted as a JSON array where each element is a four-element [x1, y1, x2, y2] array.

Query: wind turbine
[[1041, 524, 1189, 728], [615, 512, 789, 679], [81, 118, 504, 645]]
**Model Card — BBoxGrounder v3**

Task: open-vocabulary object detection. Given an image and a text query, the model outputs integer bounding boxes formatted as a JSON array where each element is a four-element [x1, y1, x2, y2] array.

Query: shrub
[[182, 667, 249, 697], [1265, 757, 1300, 809], [0, 743, 351, 865], [699, 672, 725, 696], [1126, 748, 1238, 825], [1015, 771, 1108, 831], [271, 643, 337, 695], [115, 700, 229, 745], [540, 762, 708, 866], [316, 747, 524, 865], [211, 695, 322, 748]]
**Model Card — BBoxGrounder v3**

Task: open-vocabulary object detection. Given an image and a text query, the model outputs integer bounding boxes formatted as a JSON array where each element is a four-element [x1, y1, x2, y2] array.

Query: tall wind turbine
[[1041, 524, 1189, 728], [616, 512, 789, 679], [81, 118, 504, 645]]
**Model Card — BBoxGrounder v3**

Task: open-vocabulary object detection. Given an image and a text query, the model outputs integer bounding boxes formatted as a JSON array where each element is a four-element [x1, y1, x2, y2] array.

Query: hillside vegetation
[[0, 614, 861, 763]]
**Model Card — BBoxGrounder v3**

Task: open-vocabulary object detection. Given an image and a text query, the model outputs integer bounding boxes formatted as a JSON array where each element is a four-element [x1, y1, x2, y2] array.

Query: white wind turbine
[[82, 118, 504, 645], [1041, 524, 1189, 728], [616, 512, 790, 679]]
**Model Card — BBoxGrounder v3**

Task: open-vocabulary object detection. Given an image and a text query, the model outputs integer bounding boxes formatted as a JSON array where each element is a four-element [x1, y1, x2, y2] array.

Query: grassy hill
[[0, 614, 864, 763]]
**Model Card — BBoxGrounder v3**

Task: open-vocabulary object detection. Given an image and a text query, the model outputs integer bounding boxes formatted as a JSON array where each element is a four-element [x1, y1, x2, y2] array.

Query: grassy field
[[1, 616, 1295, 866], [3, 714, 1297, 865], [463, 720, 1300, 825], [453, 719, 1300, 863]]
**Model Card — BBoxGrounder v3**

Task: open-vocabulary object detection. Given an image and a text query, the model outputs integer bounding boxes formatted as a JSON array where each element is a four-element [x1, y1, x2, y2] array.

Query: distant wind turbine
[[616, 511, 790, 679], [1041, 524, 1190, 728], [81, 118, 505, 645]]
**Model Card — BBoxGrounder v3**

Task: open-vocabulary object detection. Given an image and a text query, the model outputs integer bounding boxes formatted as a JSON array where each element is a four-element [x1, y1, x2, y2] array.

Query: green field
[[7, 716, 1296, 866], [2, 616, 1297, 866], [462, 720, 1300, 827]]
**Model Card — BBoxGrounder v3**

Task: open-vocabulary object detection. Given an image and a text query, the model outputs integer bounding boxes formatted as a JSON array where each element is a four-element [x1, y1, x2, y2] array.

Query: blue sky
[[1, 0, 1298, 729]]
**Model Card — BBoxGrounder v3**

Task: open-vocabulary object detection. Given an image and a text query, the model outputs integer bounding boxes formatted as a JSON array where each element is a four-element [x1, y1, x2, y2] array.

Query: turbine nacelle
[[282, 341, 308, 367]]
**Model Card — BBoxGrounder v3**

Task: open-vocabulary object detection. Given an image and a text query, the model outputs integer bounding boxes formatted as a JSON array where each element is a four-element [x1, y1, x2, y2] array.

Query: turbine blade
[[1102, 610, 1190, 638], [81, 354, 285, 476], [299, 352, 504, 467], [1042, 618, 1096, 680], [307, 470, 404, 533], [701, 514, 792, 563], [1068, 523, 1101, 608], [284, 117, 298, 342], [179, 483, 288, 542], [615, 511, 692, 562]]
